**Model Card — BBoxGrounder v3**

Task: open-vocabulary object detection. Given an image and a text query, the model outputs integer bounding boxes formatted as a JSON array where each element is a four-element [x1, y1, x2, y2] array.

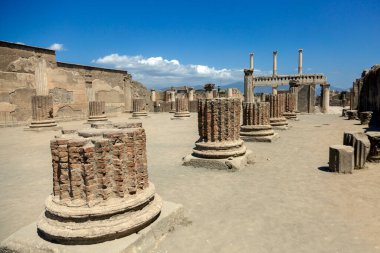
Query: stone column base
[[131, 112, 149, 119], [283, 112, 298, 120], [25, 120, 61, 131], [183, 149, 253, 171], [88, 115, 108, 122], [0, 200, 184, 253], [171, 111, 191, 120], [240, 125, 279, 142], [270, 117, 289, 130]]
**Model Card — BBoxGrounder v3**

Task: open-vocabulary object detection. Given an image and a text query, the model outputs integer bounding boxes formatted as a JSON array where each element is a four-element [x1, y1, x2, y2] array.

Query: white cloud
[[93, 53, 267, 87], [15, 42, 25, 45], [48, 43, 64, 51]]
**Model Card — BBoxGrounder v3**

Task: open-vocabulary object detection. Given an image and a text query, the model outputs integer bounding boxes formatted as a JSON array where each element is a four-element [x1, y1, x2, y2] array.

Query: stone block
[[329, 145, 354, 173]]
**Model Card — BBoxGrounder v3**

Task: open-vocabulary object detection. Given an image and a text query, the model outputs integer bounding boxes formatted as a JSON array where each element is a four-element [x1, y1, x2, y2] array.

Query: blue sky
[[1, 0, 379, 89]]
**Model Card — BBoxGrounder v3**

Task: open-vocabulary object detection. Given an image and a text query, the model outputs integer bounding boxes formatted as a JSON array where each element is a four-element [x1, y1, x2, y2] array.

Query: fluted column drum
[[173, 97, 190, 119], [29, 95, 57, 128], [240, 102, 277, 142], [193, 98, 246, 159], [37, 124, 162, 244], [283, 93, 297, 120], [88, 101, 107, 122], [132, 98, 148, 118], [269, 94, 288, 129]]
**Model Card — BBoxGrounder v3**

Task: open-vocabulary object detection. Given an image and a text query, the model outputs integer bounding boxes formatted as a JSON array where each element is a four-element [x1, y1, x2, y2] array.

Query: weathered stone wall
[[0, 41, 150, 126]]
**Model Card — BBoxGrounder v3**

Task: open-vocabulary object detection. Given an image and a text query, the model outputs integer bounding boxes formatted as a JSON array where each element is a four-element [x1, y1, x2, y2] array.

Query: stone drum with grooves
[[269, 94, 289, 130], [88, 101, 108, 122], [240, 102, 279, 142], [29, 95, 58, 128], [283, 93, 298, 120], [183, 98, 252, 171], [172, 97, 190, 119], [132, 98, 148, 118], [37, 124, 162, 244]]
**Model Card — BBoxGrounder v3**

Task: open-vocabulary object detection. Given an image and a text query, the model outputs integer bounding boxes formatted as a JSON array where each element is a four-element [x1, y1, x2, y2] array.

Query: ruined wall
[[297, 84, 316, 113], [0, 41, 150, 126]]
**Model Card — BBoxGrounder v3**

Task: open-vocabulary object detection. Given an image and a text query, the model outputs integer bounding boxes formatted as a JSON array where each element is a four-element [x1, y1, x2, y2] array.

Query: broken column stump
[[269, 94, 289, 130], [132, 98, 148, 118], [37, 124, 162, 244], [329, 145, 354, 173], [27, 95, 59, 130], [183, 98, 253, 171], [172, 97, 190, 120], [359, 111, 373, 125], [342, 131, 370, 169], [346, 110, 358, 120], [240, 102, 279, 142], [283, 93, 298, 120], [88, 101, 108, 122]]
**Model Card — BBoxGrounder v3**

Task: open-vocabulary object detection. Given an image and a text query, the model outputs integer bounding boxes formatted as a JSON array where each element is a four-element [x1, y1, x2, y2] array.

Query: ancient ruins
[[172, 96, 191, 119], [132, 98, 148, 118], [183, 98, 252, 170]]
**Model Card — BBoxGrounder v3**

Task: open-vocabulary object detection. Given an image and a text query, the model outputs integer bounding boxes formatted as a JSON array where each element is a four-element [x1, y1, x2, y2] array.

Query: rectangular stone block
[[329, 145, 354, 173]]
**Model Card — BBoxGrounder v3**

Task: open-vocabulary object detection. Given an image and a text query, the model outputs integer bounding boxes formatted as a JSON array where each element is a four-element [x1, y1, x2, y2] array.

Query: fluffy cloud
[[93, 54, 266, 87], [48, 43, 64, 51]]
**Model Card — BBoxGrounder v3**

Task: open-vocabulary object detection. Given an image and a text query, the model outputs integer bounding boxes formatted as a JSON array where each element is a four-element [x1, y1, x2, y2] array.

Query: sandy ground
[[0, 112, 379, 253]]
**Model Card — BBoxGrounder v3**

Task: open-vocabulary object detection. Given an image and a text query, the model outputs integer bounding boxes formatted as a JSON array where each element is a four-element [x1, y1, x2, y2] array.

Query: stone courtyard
[[1, 112, 379, 252]]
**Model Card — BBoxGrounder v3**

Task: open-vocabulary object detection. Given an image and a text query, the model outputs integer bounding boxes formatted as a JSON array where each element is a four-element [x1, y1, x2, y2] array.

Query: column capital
[[244, 69, 254, 76]]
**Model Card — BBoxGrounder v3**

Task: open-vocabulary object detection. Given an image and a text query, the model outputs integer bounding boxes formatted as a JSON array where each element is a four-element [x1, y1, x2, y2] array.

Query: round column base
[[270, 117, 289, 130], [88, 115, 108, 122], [240, 125, 279, 142], [171, 111, 191, 120]]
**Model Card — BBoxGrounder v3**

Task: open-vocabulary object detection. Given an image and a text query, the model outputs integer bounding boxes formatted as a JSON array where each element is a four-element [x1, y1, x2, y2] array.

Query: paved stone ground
[[0, 112, 379, 253]]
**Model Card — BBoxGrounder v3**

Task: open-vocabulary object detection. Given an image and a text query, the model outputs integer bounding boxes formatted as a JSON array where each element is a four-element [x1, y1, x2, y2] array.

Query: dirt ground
[[0, 111, 379, 253]]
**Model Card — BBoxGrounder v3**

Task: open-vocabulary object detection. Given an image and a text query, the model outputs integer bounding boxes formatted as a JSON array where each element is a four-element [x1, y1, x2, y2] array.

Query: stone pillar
[[227, 88, 233, 98], [269, 94, 288, 129], [298, 49, 303, 75], [273, 51, 277, 77], [183, 98, 252, 170], [240, 102, 278, 142], [169, 91, 176, 113], [321, 84, 330, 113], [88, 101, 107, 122], [283, 93, 298, 120], [37, 124, 162, 244], [151, 89, 156, 102], [172, 97, 190, 119], [244, 69, 254, 103], [188, 89, 194, 101], [250, 53, 254, 70], [272, 86, 278, 95], [289, 83, 299, 112], [132, 98, 148, 118], [204, 83, 215, 99], [123, 75, 133, 113], [329, 145, 354, 173], [28, 59, 59, 130]]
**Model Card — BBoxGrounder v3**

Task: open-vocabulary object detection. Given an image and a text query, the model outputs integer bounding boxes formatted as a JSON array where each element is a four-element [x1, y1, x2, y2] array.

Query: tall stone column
[[321, 84, 330, 113], [188, 89, 195, 101], [37, 124, 162, 244], [298, 49, 303, 75], [172, 97, 190, 119], [273, 51, 278, 77], [269, 94, 288, 130], [28, 59, 59, 130], [151, 89, 156, 102], [183, 98, 252, 170], [283, 93, 298, 120], [123, 75, 133, 113], [227, 88, 233, 98], [240, 102, 279, 142], [88, 101, 107, 122], [244, 69, 254, 102], [132, 98, 148, 118]]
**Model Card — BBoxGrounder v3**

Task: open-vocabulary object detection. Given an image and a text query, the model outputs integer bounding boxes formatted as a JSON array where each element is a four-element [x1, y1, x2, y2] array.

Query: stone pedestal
[[329, 145, 354, 173], [269, 94, 288, 130], [88, 101, 108, 122], [342, 108, 348, 117], [183, 98, 253, 171], [367, 132, 380, 163], [172, 97, 190, 120], [347, 110, 358, 120], [343, 131, 370, 169], [132, 99, 148, 118], [359, 111, 373, 125], [37, 124, 162, 244], [283, 93, 298, 120], [28, 95, 59, 130], [240, 102, 278, 142]]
